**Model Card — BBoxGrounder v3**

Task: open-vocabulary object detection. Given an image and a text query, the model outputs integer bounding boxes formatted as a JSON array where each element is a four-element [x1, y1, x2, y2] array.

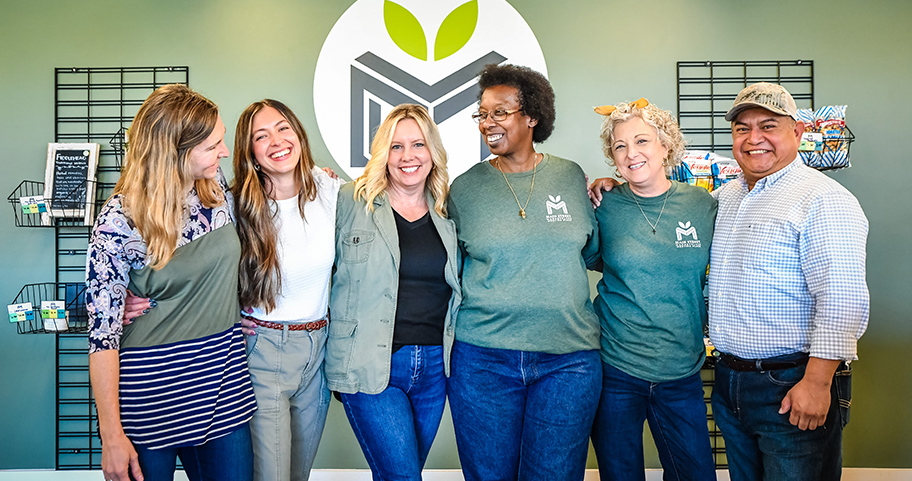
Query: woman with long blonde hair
[[326, 104, 461, 481], [86, 84, 256, 481]]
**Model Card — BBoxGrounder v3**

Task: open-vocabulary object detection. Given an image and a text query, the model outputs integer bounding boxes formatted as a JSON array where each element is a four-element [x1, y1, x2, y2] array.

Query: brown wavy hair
[[113, 84, 224, 270], [233, 99, 317, 312]]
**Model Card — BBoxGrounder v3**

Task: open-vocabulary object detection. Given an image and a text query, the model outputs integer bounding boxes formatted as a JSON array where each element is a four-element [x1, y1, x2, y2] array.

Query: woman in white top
[[233, 99, 342, 481], [124, 99, 340, 481]]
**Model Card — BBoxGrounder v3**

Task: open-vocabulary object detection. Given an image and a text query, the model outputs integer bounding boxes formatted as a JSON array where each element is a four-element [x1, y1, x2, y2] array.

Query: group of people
[[86, 63, 869, 481]]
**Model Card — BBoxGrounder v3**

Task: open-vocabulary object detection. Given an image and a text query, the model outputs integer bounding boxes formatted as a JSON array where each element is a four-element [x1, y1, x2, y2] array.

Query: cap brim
[[724, 102, 795, 122]]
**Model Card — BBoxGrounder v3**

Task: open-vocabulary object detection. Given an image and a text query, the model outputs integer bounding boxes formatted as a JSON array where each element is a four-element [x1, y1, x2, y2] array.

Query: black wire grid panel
[[675, 60, 817, 470], [4, 67, 189, 469], [676, 60, 815, 155]]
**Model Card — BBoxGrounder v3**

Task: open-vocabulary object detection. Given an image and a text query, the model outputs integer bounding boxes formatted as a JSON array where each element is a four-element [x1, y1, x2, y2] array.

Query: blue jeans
[[447, 340, 602, 481], [246, 325, 331, 481], [591, 362, 716, 481], [135, 423, 253, 481], [340, 345, 447, 481], [711, 352, 851, 481]]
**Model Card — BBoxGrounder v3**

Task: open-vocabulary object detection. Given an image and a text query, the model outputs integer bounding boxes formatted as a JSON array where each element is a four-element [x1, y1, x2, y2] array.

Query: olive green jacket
[[326, 183, 461, 394]]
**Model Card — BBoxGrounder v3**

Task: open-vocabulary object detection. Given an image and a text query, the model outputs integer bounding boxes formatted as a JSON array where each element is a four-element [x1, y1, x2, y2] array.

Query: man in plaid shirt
[[708, 82, 869, 481]]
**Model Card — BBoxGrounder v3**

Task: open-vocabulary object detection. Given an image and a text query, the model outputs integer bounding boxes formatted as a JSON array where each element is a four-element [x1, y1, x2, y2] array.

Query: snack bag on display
[[679, 151, 715, 192], [815, 105, 849, 168], [711, 156, 741, 190], [796, 108, 823, 167]]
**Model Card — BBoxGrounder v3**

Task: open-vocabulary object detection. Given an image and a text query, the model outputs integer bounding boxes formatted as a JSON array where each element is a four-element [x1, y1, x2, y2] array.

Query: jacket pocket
[[324, 319, 358, 380], [340, 230, 375, 264]]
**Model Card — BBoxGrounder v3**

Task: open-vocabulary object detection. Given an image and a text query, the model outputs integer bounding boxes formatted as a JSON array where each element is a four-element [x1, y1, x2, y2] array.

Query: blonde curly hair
[[599, 101, 685, 175]]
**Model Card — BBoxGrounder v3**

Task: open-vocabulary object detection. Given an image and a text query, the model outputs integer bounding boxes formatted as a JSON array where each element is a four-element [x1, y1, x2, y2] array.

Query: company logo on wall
[[313, 0, 548, 180]]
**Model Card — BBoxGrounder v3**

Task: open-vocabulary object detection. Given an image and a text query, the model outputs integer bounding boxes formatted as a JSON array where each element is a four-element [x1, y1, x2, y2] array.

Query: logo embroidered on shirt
[[675, 221, 702, 248], [545, 195, 572, 222]]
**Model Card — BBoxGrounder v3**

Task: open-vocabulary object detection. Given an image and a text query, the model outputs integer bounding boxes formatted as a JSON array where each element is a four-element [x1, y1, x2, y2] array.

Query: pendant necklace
[[496, 154, 538, 219], [631, 183, 670, 235]]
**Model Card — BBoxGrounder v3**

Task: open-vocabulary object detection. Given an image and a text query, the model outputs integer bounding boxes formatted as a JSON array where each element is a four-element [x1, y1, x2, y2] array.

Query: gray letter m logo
[[350, 51, 507, 167]]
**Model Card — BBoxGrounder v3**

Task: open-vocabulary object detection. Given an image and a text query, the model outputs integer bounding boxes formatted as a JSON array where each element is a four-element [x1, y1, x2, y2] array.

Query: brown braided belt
[[244, 315, 328, 332]]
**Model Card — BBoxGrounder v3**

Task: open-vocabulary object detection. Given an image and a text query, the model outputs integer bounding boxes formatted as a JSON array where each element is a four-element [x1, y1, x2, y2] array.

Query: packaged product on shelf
[[796, 108, 823, 166], [679, 150, 715, 192], [711, 155, 741, 190], [815, 105, 849, 168]]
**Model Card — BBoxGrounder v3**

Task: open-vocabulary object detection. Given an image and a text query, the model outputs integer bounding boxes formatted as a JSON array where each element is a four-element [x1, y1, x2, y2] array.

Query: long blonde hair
[[113, 84, 223, 270], [233, 99, 317, 312], [354, 104, 449, 217]]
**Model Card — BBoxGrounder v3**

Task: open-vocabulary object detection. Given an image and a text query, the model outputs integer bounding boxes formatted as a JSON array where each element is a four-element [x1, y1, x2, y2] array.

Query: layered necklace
[[631, 181, 671, 235], [495, 153, 539, 219]]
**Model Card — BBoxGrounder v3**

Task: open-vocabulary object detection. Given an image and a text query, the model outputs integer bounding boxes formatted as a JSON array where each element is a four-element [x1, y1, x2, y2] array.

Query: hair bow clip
[[593, 98, 649, 116]]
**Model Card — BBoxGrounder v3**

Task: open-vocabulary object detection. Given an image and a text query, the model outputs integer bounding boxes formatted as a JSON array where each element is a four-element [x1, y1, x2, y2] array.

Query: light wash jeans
[[246, 323, 331, 481]]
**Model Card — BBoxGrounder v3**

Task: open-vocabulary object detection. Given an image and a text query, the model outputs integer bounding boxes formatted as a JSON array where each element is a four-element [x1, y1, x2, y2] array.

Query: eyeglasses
[[471, 109, 522, 123]]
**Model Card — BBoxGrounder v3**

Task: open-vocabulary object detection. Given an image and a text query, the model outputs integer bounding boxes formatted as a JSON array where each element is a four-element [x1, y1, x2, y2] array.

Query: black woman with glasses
[[446, 63, 601, 481]]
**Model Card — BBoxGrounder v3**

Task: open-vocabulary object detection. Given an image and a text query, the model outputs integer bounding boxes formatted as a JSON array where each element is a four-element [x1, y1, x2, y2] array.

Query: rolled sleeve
[[801, 191, 869, 361]]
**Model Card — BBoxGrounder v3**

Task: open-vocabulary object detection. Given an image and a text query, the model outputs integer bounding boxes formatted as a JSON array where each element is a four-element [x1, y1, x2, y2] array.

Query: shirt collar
[[738, 156, 802, 192]]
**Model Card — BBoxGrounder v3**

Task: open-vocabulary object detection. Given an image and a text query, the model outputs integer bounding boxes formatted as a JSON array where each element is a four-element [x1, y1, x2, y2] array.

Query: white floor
[[1, 469, 911, 480]]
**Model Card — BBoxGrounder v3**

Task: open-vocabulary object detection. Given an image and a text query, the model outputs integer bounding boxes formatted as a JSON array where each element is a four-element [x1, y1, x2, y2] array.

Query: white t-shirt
[[249, 167, 343, 321]]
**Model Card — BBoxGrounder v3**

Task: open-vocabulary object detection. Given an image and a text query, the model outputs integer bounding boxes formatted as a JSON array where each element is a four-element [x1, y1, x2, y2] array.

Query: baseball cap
[[724, 82, 798, 121]]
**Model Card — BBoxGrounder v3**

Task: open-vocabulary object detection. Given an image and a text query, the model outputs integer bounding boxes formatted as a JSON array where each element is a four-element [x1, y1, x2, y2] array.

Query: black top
[[392, 209, 451, 352]]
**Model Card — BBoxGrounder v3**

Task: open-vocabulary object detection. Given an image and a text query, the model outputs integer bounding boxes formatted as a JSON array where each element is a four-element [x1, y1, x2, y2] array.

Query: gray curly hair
[[598, 101, 686, 175]]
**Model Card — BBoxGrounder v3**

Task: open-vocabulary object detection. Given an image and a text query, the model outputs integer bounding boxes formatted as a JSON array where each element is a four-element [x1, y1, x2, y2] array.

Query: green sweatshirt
[[449, 154, 600, 354], [594, 181, 717, 382]]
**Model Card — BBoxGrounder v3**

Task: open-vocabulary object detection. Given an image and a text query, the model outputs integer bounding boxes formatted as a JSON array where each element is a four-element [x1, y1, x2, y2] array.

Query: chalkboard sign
[[44, 143, 99, 225]]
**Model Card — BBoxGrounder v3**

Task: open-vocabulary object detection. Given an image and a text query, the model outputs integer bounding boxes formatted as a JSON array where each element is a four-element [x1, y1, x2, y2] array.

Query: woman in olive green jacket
[[325, 104, 460, 481]]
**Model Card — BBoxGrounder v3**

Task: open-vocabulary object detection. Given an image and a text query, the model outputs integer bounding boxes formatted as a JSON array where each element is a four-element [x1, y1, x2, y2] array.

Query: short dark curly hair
[[477, 64, 555, 143]]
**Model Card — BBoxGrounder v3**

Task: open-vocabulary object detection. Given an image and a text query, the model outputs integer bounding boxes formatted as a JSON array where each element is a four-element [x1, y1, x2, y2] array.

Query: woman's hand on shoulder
[[321, 166, 340, 180], [588, 177, 622, 208], [122, 290, 155, 325]]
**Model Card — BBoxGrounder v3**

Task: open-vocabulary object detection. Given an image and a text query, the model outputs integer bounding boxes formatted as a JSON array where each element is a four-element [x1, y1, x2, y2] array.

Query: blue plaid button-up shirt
[[708, 157, 869, 361]]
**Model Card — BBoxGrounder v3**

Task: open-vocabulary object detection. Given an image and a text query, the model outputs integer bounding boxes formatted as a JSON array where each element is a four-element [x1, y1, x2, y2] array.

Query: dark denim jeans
[[447, 340, 602, 481], [711, 352, 851, 481], [591, 362, 716, 481], [340, 345, 447, 481], [134, 423, 253, 481]]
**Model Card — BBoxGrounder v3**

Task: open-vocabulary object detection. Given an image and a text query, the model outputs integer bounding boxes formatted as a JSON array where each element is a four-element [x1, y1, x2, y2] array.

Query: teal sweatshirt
[[448, 154, 600, 354], [594, 181, 717, 382]]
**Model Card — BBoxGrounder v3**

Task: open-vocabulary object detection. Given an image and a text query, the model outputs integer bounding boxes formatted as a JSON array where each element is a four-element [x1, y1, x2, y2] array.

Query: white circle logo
[[314, 0, 548, 180]]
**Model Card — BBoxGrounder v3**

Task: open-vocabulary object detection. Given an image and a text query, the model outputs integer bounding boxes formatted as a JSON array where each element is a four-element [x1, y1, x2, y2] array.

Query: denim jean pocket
[[834, 363, 852, 428], [765, 363, 806, 386]]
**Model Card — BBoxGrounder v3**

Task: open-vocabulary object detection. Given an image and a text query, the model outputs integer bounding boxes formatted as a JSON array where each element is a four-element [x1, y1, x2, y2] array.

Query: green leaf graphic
[[434, 0, 478, 61], [384, 0, 427, 61]]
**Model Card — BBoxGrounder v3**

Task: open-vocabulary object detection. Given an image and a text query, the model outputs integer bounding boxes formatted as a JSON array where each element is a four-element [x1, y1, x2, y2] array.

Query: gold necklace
[[496, 154, 538, 219], [631, 182, 670, 235]]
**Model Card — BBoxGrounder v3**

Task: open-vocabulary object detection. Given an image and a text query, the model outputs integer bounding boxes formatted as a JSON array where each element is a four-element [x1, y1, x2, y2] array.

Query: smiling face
[[387, 118, 432, 193], [478, 84, 537, 158], [250, 106, 302, 184], [611, 116, 670, 196], [731, 107, 803, 189], [188, 115, 229, 180]]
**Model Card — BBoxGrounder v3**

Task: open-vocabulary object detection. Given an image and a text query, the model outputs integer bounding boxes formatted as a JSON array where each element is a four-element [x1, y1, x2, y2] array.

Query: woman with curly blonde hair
[[326, 104, 460, 480], [589, 99, 718, 480]]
